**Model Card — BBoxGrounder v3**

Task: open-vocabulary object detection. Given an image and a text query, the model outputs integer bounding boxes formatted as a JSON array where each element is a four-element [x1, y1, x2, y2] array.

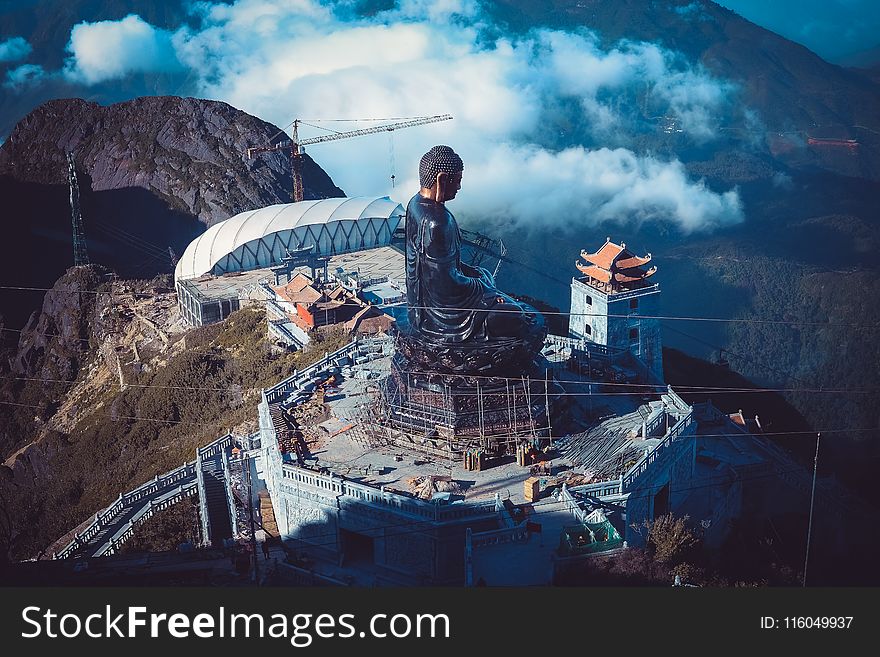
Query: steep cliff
[[0, 96, 344, 225]]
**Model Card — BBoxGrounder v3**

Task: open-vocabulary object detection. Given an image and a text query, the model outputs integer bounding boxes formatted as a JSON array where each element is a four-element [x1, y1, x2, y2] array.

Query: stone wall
[[569, 277, 663, 381]]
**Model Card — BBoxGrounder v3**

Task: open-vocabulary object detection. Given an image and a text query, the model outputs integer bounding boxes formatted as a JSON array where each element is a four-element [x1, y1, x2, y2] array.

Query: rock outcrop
[[0, 96, 344, 225]]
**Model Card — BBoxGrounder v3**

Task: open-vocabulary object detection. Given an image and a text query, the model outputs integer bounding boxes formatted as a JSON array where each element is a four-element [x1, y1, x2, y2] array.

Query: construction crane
[[247, 114, 453, 202]]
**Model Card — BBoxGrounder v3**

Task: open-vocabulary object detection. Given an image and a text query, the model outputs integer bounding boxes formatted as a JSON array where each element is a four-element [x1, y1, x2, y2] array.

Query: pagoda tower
[[569, 237, 663, 381]]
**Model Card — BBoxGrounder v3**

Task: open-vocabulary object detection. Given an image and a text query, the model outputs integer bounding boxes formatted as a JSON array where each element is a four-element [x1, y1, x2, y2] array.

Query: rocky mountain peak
[[0, 96, 344, 225]]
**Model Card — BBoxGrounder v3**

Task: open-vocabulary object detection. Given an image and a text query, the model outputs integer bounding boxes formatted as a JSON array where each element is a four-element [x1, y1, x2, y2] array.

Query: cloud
[[3, 63, 47, 89], [63, 14, 182, 84], [33, 0, 743, 232], [445, 145, 743, 233], [163, 0, 744, 231], [0, 36, 32, 63]]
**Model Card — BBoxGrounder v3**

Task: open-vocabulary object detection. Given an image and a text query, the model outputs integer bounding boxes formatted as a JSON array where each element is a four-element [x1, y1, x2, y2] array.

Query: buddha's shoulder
[[407, 194, 453, 222]]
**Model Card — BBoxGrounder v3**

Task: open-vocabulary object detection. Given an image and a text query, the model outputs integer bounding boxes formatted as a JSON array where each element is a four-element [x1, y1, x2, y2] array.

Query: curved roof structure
[[575, 238, 656, 291], [175, 196, 404, 282]]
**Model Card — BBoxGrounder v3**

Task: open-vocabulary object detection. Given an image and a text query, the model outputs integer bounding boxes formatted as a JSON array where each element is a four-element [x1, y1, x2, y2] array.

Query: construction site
[[25, 116, 875, 588]]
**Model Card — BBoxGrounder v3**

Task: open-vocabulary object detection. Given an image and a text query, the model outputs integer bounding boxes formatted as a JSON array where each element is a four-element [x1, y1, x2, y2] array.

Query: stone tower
[[569, 238, 663, 381]]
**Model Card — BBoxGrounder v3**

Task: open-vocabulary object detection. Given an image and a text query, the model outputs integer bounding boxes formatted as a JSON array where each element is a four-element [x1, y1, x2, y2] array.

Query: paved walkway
[[470, 500, 574, 586]]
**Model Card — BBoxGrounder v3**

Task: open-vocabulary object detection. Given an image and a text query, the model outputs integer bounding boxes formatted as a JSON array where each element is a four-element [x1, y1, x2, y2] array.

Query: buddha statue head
[[419, 145, 464, 203]]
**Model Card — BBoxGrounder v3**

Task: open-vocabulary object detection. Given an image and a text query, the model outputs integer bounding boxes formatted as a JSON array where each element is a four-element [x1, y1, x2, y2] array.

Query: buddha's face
[[442, 171, 463, 201]]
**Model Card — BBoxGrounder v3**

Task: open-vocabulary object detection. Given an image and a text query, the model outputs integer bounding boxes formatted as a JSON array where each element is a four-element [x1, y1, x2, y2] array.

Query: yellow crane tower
[[247, 114, 453, 202]]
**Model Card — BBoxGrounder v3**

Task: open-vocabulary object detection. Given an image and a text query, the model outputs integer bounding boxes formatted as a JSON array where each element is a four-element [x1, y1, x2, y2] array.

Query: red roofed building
[[570, 238, 663, 382], [273, 275, 359, 329], [575, 239, 657, 292]]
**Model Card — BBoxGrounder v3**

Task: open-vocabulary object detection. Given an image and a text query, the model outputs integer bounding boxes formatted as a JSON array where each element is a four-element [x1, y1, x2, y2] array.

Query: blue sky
[[714, 0, 880, 64]]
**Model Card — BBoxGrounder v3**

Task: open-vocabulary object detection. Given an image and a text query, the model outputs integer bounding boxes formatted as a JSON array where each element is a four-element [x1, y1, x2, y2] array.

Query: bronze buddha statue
[[404, 145, 535, 344]]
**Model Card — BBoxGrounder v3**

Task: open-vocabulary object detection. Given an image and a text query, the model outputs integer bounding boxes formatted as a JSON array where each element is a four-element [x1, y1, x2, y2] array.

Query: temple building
[[569, 238, 663, 381]]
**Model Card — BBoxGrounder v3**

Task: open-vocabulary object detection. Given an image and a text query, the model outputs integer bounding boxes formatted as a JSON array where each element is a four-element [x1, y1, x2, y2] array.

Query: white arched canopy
[[174, 196, 404, 282]]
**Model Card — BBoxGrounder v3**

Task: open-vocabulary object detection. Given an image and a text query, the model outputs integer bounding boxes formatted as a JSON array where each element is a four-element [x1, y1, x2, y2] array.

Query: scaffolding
[[376, 359, 553, 461]]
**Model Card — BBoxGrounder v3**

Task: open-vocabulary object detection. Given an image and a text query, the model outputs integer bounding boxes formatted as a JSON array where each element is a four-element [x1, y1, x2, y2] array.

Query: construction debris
[[406, 475, 463, 501]]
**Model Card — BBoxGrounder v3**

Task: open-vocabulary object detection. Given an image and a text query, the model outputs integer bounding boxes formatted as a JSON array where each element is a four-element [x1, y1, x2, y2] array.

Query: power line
[[1, 371, 877, 398], [1, 284, 875, 328], [1, 398, 875, 438]]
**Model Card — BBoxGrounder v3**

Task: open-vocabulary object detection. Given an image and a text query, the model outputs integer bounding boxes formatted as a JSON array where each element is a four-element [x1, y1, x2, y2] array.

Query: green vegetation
[[0, 306, 351, 561], [557, 513, 801, 587], [689, 251, 880, 501], [121, 496, 201, 554]]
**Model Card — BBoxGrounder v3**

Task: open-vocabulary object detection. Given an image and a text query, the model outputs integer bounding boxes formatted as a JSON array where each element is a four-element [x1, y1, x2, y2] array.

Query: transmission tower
[[67, 151, 90, 266]]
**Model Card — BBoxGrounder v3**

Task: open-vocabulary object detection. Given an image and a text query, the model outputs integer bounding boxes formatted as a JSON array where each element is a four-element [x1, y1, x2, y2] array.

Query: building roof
[[345, 305, 395, 334], [729, 410, 762, 434], [581, 240, 625, 270], [576, 238, 656, 291], [175, 196, 404, 282], [274, 276, 323, 305]]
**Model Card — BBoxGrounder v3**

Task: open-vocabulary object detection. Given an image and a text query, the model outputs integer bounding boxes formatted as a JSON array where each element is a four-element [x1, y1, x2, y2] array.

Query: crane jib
[[246, 114, 453, 202]]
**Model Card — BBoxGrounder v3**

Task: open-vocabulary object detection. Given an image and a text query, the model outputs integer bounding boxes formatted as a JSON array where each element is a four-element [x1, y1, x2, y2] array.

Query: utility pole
[[67, 151, 90, 266], [545, 368, 552, 448], [803, 432, 821, 587]]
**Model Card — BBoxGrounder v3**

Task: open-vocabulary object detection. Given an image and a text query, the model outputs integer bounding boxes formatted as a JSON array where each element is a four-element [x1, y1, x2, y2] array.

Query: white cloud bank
[[63, 14, 182, 84], [0, 36, 32, 62], [53, 0, 746, 232]]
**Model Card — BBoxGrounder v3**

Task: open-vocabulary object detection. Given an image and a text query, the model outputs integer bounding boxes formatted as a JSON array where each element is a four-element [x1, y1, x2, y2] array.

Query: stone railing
[[568, 479, 626, 501], [95, 482, 198, 557], [663, 386, 693, 414], [470, 524, 528, 548], [643, 409, 666, 437], [280, 462, 501, 524], [621, 410, 695, 493], [543, 334, 625, 358], [264, 339, 380, 404], [198, 433, 236, 460], [239, 431, 261, 451], [55, 460, 198, 559], [559, 484, 590, 526], [56, 433, 238, 558]]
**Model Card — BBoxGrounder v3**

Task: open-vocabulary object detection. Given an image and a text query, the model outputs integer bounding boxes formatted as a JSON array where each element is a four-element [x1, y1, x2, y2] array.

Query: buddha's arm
[[424, 215, 485, 299]]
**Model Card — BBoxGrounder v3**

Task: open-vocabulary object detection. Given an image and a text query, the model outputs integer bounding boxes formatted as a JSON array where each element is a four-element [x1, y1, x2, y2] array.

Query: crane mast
[[247, 114, 452, 202]]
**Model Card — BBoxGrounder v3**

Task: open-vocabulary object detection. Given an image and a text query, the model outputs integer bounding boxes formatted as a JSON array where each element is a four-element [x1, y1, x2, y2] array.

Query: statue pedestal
[[380, 308, 550, 454]]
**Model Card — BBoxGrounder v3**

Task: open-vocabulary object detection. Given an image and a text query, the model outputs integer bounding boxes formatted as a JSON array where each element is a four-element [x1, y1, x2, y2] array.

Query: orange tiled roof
[[616, 254, 652, 270], [580, 241, 624, 269], [575, 262, 612, 283], [273, 272, 320, 304], [345, 305, 395, 334], [327, 286, 348, 300], [285, 286, 323, 305], [614, 266, 657, 284], [576, 238, 656, 289]]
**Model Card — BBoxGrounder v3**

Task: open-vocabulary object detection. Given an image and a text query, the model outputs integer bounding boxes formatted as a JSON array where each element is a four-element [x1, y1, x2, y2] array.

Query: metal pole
[[803, 432, 821, 587], [245, 454, 259, 584], [545, 369, 552, 448]]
